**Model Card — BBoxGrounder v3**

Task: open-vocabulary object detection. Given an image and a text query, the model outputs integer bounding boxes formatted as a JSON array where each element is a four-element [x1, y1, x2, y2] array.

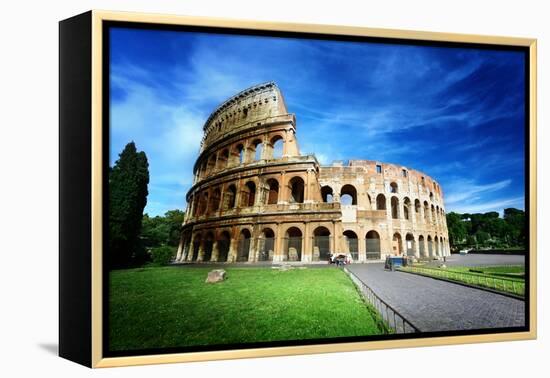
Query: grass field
[[400, 265, 525, 297], [109, 266, 388, 351]]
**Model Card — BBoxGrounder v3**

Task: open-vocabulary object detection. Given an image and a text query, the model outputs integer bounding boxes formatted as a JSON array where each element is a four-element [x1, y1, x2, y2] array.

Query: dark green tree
[[446, 212, 468, 246], [109, 142, 149, 268]]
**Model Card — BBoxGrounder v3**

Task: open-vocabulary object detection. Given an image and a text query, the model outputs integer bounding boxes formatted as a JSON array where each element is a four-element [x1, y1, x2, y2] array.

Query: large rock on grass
[[206, 269, 226, 283]]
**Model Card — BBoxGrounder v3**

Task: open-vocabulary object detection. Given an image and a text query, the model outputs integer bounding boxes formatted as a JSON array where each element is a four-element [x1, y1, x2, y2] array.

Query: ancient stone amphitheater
[[176, 82, 450, 263]]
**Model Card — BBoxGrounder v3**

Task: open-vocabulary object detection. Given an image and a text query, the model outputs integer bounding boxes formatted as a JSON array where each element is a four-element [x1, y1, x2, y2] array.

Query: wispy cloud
[[110, 28, 526, 216]]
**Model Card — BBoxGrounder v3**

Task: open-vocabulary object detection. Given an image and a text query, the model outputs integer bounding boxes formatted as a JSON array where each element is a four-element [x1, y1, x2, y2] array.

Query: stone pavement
[[435, 253, 525, 267], [347, 263, 525, 332]]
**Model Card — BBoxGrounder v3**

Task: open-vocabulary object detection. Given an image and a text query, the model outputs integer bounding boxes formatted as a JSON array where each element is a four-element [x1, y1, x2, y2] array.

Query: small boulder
[[206, 269, 226, 283], [280, 264, 293, 271]]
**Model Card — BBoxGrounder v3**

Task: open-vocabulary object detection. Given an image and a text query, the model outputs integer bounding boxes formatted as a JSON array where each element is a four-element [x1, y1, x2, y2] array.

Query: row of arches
[[190, 175, 306, 217], [182, 226, 449, 263], [196, 134, 285, 182]]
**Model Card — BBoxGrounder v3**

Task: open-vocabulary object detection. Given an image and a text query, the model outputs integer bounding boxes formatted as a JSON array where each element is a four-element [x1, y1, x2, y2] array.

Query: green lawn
[[401, 265, 525, 297], [109, 266, 388, 351]]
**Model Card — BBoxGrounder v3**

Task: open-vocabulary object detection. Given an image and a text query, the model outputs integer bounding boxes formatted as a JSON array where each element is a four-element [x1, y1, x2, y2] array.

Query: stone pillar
[[274, 223, 284, 262], [227, 236, 237, 263], [279, 171, 287, 203], [175, 236, 184, 261], [358, 235, 367, 262], [186, 234, 196, 262], [211, 241, 219, 262], [303, 222, 312, 263], [197, 239, 205, 262]]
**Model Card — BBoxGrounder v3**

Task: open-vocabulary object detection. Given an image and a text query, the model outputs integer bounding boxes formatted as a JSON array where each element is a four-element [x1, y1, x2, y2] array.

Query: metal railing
[[400, 266, 525, 297], [344, 268, 420, 334]]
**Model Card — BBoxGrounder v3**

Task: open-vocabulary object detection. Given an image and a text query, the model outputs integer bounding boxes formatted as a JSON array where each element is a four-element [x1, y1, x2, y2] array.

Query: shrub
[[151, 245, 176, 265]]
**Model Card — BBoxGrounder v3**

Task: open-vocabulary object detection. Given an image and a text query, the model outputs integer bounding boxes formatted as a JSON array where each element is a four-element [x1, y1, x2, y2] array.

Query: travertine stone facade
[[176, 82, 450, 263]]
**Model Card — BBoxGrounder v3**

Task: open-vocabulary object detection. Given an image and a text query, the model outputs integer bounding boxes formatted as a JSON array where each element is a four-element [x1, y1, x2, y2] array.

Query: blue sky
[[109, 27, 526, 217]]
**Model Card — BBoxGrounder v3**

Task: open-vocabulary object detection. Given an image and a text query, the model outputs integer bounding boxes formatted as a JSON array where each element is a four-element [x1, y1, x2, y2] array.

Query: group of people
[[329, 253, 352, 266]]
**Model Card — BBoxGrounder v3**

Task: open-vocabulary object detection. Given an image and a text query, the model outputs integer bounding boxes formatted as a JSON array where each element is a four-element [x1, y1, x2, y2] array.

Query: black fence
[[344, 268, 420, 334]]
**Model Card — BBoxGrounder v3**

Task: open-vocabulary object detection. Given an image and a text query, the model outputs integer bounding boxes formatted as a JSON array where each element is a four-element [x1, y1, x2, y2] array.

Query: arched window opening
[[418, 235, 426, 257], [253, 139, 263, 161], [390, 182, 398, 193], [405, 233, 415, 256], [272, 136, 284, 159], [217, 231, 231, 262], [258, 228, 275, 262], [210, 188, 221, 213], [343, 230, 359, 260], [237, 229, 251, 262], [321, 186, 334, 203], [340, 184, 357, 205], [241, 181, 256, 207], [313, 226, 331, 262], [266, 178, 279, 205], [289, 177, 305, 203], [391, 196, 400, 219], [376, 194, 387, 210], [284, 227, 303, 261], [203, 232, 214, 262], [403, 197, 411, 220], [366, 230, 381, 260], [392, 233, 403, 255], [225, 184, 237, 209]]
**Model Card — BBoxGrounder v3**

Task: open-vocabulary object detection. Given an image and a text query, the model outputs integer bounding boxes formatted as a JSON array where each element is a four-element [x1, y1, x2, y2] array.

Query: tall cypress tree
[[109, 142, 150, 268]]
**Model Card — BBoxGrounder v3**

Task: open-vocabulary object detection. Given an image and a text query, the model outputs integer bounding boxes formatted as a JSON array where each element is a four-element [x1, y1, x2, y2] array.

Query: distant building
[[176, 82, 450, 263]]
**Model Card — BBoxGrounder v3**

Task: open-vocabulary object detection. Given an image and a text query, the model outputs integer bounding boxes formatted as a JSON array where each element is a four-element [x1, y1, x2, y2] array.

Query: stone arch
[[203, 232, 214, 262], [258, 228, 275, 261], [284, 226, 303, 261], [218, 148, 229, 170], [217, 230, 231, 262], [313, 226, 331, 261], [340, 184, 357, 205], [321, 185, 334, 203], [234, 144, 245, 165], [365, 230, 381, 259], [209, 187, 221, 213], [207, 153, 217, 172], [288, 176, 305, 203], [270, 134, 284, 159], [405, 233, 415, 256], [434, 235, 440, 256], [415, 199, 421, 214], [418, 235, 426, 257], [390, 182, 398, 193], [391, 196, 400, 219], [343, 230, 359, 260], [376, 194, 387, 210], [431, 204, 436, 224], [252, 138, 263, 161], [427, 235, 434, 257], [198, 191, 209, 216], [424, 201, 430, 222], [392, 232, 403, 255], [224, 184, 237, 210], [439, 236, 444, 256], [237, 229, 252, 262], [429, 191, 434, 201], [266, 178, 279, 205], [241, 181, 256, 207], [403, 197, 411, 220]]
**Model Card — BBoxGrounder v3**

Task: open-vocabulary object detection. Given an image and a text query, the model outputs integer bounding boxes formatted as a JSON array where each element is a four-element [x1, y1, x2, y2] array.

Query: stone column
[[211, 241, 219, 262], [279, 171, 287, 203], [197, 239, 205, 262], [227, 235, 237, 263], [303, 222, 311, 263], [274, 223, 283, 262], [358, 234, 367, 262], [186, 233, 196, 262]]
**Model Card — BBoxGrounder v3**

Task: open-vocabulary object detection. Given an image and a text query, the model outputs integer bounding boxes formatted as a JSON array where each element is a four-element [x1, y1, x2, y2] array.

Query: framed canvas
[[59, 10, 537, 368]]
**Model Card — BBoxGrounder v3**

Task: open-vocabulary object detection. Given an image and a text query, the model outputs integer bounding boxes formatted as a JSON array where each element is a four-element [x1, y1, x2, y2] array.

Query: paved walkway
[[347, 263, 525, 332]]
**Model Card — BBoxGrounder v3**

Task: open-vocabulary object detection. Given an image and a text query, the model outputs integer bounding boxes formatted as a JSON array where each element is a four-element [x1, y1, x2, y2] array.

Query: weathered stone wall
[[176, 83, 450, 264]]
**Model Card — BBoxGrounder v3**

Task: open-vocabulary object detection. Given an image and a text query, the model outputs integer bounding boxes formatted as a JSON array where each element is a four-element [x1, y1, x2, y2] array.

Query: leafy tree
[[109, 142, 149, 268], [446, 212, 467, 245], [141, 210, 185, 249]]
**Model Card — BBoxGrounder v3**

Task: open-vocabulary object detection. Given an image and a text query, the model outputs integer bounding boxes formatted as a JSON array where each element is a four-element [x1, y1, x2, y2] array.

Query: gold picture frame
[[59, 9, 537, 368]]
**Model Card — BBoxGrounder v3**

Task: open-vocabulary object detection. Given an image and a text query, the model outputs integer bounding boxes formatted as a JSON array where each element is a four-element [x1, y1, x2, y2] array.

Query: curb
[[397, 269, 525, 301]]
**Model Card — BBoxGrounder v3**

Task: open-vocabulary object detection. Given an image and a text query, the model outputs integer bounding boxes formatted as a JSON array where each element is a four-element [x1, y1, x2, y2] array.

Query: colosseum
[[175, 82, 450, 264]]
